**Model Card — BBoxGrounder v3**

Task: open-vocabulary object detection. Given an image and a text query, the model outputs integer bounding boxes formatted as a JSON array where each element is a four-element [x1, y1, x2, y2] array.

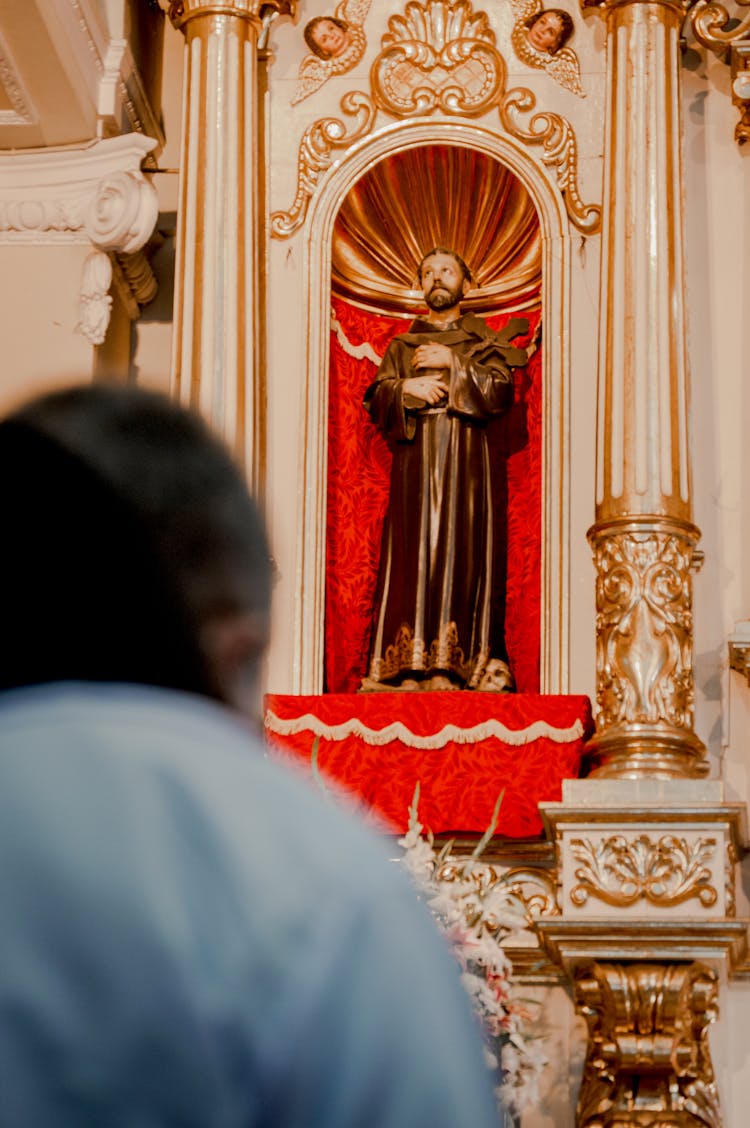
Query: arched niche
[[292, 119, 571, 696]]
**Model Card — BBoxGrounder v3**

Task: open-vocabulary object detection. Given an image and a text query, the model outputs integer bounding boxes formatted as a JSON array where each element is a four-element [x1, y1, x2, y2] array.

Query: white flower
[[397, 791, 547, 1118]]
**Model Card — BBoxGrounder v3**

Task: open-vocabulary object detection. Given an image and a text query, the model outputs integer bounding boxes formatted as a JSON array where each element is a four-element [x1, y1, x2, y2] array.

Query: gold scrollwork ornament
[[498, 87, 601, 233], [594, 532, 695, 731], [270, 92, 376, 238], [690, 0, 750, 144], [574, 962, 721, 1127], [569, 834, 718, 909], [370, 0, 507, 117], [436, 860, 560, 919]]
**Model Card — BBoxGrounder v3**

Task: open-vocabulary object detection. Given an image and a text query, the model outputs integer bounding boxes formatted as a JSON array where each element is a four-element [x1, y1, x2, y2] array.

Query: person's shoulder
[[0, 681, 399, 898], [0, 681, 253, 770]]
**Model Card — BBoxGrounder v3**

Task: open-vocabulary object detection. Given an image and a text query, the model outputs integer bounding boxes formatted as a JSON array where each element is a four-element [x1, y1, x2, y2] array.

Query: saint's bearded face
[[421, 254, 466, 311]]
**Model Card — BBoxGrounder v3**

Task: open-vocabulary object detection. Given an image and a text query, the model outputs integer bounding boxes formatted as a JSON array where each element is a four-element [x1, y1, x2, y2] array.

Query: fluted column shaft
[[169, 1, 265, 488], [587, 0, 706, 777]]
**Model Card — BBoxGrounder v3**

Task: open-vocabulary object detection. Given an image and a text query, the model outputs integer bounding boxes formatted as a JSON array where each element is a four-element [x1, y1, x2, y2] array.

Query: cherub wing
[[338, 0, 372, 29], [508, 0, 543, 25], [545, 46, 586, 97], [291, 55, 332, 107]]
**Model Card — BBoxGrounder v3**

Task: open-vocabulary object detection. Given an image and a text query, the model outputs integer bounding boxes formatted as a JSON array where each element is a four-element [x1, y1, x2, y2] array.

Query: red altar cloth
[[265, 693, 593, 838]]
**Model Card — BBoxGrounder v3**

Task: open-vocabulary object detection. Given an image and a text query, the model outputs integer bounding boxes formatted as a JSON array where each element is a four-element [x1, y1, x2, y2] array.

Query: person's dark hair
[[0, 384, 271, 700], [303, 15, 349, 59], [416, 247, 474, 286], [524, 8, 574, 53]]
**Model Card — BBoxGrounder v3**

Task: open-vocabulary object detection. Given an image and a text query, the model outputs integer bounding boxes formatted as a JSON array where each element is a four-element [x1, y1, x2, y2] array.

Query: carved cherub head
[[509, 0, 584, 96], [303, 15, 353, 60], [291, 1, 371, 105], [524, 8, 574, 55]]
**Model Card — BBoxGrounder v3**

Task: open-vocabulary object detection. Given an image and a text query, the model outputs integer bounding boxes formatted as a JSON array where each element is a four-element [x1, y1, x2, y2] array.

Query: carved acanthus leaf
[[498, 87, 601, 233], [371, 0, 506, 117], [574, 962, 720, 1128], [593, 532, 695, 730], [569, 834, 718, 909], [435, 860, 559, 922], [270, 92, 376, 239]]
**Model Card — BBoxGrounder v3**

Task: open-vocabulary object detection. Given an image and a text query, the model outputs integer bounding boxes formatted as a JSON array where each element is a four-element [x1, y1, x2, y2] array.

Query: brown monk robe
[[362, 294, 529, 691]]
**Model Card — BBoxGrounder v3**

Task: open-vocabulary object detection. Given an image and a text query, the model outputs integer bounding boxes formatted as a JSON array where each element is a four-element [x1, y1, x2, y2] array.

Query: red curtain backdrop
[[325, 297, 542, 694]]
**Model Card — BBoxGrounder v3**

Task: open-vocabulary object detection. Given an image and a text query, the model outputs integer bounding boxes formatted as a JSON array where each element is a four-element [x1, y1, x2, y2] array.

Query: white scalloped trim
[[264, 710, 585, 749], [330, 308, 383, 366]]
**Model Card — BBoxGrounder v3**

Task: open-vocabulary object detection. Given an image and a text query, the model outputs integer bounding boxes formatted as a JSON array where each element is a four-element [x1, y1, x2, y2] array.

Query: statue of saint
[[361, 248, 530, 693]]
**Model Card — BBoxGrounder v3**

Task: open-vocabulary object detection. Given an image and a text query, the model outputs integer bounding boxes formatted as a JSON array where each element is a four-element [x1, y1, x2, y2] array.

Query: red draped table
[[265, 693, 593, 838]]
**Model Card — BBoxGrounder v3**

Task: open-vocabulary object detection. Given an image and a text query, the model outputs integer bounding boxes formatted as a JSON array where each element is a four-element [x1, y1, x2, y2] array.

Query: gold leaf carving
[[575, 962, 720, 1127], [435, 860, 559, 920], [569, 834, 718, 909], [726, 839, 737, 918], [594, 532, 695, 730], [370, 0, 507, 117], [690, 0, 750, 54], [509, 0, 586, 97], [270, 92, 375, 239], [498, 87, 601, 233]]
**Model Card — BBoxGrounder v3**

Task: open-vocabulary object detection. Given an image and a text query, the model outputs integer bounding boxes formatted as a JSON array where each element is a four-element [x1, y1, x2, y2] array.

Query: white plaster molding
[[99, 38, 166, 156], [0, 30, 38, 126], [0, 134, 159, 246], [84, 169, 159, 254], [0, 134, 160, 347], [79, 250, 114, 345], [37, 1, 164, 155]]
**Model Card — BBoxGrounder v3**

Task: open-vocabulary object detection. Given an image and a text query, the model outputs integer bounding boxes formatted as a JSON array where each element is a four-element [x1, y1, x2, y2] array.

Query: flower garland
[[398, 786, 547, 1119]]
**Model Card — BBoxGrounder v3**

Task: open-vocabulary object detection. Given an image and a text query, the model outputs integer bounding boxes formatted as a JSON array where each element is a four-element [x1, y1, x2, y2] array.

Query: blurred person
[[0, 385, 498, 1127]]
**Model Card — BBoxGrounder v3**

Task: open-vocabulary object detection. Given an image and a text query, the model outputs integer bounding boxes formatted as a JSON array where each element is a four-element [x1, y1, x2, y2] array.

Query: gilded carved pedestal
[[540, 782, 747, 1125], [575, 962, 721, 1126]]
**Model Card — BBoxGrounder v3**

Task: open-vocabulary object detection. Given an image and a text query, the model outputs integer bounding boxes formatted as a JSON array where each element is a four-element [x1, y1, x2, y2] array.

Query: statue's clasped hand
[[402, 343, 453, 405], [413, 343, 453, 370], [402, 373, 448, 406]]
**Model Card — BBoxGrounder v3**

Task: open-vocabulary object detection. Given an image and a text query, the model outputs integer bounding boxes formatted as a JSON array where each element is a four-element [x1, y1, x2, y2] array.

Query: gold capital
[[580, 0, 691, 15], [167, 0, 296, 32], [574, 961, 720, 1126]]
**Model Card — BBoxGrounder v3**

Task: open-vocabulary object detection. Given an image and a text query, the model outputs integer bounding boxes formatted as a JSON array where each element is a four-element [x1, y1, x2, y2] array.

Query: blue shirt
[[0, 682, 498, 1126]]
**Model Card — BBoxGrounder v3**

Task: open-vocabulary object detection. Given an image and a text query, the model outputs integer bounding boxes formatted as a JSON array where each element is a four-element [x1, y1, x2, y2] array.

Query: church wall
[[683, 49, 750, 1126], [685, 54, 750, 776], [0, 243, 95, 414]]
